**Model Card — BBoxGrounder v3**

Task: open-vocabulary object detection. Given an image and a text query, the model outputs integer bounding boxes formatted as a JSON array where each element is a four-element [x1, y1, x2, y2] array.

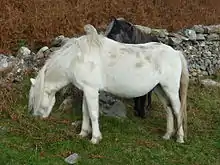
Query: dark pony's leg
[[146, 90, 153, 112], [133, 97, 140, 116], [133, 95, 146, 118], [139, 95, 147, 118], [134, 90, 153, 118]]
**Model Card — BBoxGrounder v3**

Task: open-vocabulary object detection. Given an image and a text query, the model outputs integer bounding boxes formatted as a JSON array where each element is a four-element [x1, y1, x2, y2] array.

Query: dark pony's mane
[[131, 25, 159, 44], [105, 18, 159, 44]]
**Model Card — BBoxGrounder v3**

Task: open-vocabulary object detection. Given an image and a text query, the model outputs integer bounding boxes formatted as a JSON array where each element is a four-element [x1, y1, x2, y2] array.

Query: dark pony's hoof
[[134, 106, 151, 119], [133, 111, 146, 119]]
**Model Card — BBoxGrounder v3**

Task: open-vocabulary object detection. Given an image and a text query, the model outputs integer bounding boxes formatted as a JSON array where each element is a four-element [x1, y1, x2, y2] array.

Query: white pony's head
[[28, 66, 56, 118], [28, 24, 101, 118]]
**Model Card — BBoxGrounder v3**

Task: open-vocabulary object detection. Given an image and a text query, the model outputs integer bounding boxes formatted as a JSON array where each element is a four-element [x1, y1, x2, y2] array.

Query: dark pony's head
[[105, 17, 159, 44], [105, 17, 134, 43]]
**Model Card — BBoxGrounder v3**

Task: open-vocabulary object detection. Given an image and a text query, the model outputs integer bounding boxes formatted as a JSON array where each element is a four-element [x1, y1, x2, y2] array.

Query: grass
[[1, 76, 220, 165]]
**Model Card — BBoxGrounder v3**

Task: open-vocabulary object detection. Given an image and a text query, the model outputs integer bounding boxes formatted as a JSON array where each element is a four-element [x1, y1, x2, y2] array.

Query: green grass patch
[[1, 77, 220, 165]]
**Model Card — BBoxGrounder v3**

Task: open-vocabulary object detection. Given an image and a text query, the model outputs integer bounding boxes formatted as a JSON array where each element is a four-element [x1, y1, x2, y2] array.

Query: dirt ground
[[0, 0, 220, 54]]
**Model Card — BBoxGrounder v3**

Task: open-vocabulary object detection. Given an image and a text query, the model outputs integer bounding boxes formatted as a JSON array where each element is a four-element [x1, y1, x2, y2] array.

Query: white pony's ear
[[84, 24, 98, 35], [30, 78, 36, 85]]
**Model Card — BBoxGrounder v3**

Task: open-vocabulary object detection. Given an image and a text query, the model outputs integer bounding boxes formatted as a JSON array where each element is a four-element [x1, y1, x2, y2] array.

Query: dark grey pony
[[104, 17, 160, 118]]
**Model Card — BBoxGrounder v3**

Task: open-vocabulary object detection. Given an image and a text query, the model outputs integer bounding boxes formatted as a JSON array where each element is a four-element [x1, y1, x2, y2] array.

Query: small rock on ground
[[200, 79, 220, 87]]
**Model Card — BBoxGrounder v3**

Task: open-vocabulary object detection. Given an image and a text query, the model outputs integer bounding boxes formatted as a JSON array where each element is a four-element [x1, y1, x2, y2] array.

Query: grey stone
[[51, 35, 70, 47], [99, 91, 117, 106], [204, 51, 212, 56], [101, 100, 127, 118], [206, 25, 220, 34], [168, 37, 182, 46], [207, 68, 214, 75], [200, 65, 206, 71], [157, 36, 169, 45], [0, 126, 7, 135], [151, 28, 169, 38], [35, 46, 50, 59], [64, 153, 79, 164], [17, 46, 31, 58], [200, 42, 206, 47], [183, 29, 197, 40], [207, 33, 220, 41], [0, 54, 16, 79], [168, 33, 189, 41], [135, 25, 151, 34], [201, 79, 220, 87], [196, 64, 200, 69], [0, 54, 15, 69], [191, 72, 197, 77], [192, 25, 205, 33], [196, 34, 206, 41], [202, 71, 209, 76], [213, 59, 218, 65], [58, 96, 74, 111], [205, 59, 212, 66]]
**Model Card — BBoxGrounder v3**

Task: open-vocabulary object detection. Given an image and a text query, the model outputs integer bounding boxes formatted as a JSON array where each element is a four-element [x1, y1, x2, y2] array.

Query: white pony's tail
[[178, 51, 189, 140]]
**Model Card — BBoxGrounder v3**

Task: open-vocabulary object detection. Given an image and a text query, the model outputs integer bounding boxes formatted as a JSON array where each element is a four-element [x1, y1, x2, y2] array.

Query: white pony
[[28, 24, 189, 144]]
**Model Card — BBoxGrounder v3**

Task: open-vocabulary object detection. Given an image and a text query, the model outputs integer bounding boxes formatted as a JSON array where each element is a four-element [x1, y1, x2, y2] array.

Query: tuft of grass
[[1, 76, 220, 165]]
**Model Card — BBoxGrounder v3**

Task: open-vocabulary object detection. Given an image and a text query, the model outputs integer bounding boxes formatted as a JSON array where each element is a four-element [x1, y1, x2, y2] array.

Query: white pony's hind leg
[[79, 95, 92, 138], [154, 86, 175, 140], [160, 84, 184, 143], [84, 86, 102, 144], [170, 95, 184, 143]]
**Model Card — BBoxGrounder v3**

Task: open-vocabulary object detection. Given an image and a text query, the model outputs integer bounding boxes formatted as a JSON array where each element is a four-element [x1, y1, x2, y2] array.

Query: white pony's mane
[[29, 64, 46, 112]]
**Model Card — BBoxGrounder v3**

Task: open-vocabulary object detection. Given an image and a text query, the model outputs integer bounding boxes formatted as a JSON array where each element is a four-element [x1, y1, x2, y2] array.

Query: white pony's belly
[[102, 61, 160, 98]]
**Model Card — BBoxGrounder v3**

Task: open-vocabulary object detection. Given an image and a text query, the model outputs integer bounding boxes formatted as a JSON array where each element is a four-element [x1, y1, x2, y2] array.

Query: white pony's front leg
[[79, 95, 92, 138], [84, 86, 102, 144]]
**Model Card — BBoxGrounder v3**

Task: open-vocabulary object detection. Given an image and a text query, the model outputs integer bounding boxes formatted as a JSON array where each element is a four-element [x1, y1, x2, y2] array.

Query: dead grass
[[0, 0, 220, 54], [0, 83, 22, 119]]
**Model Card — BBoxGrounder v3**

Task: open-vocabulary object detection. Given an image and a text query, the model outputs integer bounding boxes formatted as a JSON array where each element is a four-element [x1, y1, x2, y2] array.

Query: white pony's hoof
[[162, 133, 172, 140], [176, 137, 184, 143], [78, 129, 91, 138], [90, 135, 102, 144]]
